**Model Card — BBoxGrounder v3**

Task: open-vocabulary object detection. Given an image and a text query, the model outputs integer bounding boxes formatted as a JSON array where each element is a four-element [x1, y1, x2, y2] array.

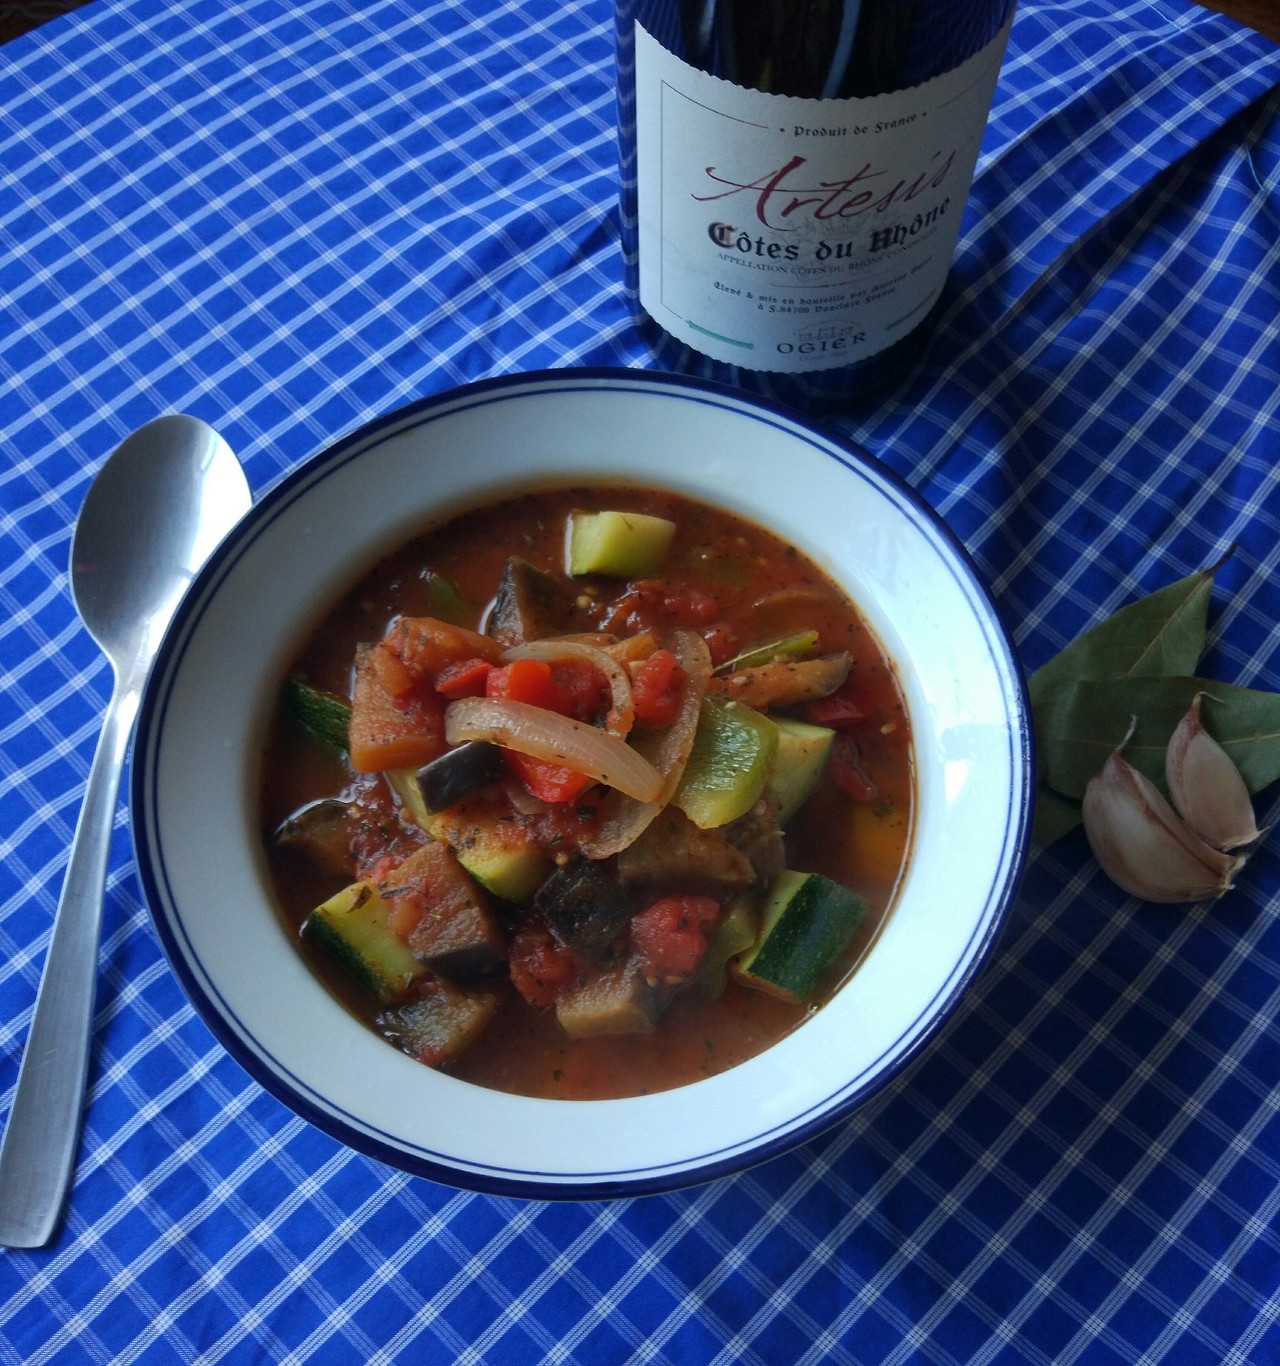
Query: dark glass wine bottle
[[615, 0, 1017, 412]]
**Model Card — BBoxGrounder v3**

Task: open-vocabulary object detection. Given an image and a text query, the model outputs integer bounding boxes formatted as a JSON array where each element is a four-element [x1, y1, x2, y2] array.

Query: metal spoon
[[0, 415, 251, 1248]]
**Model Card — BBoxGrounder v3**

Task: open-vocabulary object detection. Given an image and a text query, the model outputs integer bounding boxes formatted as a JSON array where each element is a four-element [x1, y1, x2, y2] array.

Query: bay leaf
[[1036, 675, 1280, 801], [1027, 563, 1217, 708], [1033, 787, 1083, 847]]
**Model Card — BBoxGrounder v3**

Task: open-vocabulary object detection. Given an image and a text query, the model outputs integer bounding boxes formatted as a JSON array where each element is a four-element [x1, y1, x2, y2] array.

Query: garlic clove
[[1083, 735, 1241, 904], [1165, 693, 1261, 852]]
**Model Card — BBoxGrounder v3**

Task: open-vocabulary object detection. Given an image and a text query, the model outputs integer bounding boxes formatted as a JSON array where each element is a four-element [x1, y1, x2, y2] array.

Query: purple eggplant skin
[[417, 741, 507, 813], [485, 556, 583, 646], [533, 859, 636, 964]]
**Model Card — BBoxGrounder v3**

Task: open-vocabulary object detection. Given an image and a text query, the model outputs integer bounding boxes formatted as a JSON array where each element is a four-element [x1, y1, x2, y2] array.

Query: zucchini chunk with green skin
[[377, 980, 499, 1067], [673, 695, 779, 830], [425, 796, 552, 904], [766, 716, 836, 823], [567, 510, 676, 577], [734, 871, 869, 1004], [283, 679, 352, 755], [385, 771, 551, 905], [302, 881, 425, 1003], [696, 892, 760, 997]]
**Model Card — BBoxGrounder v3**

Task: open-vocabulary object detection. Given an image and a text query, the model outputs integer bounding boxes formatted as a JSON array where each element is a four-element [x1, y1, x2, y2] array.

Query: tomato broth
[[260, 485, 913, 1099]]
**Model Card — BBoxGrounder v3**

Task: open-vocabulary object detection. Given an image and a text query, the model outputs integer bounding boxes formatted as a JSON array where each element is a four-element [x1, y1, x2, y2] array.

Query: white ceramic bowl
[[132, 368, 1032, 1198]]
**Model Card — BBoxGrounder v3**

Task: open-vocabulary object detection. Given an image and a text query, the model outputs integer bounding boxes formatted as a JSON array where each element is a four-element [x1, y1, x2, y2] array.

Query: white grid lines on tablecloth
[[3, 0, 1280, 1361], [2, 0, 619, 460]]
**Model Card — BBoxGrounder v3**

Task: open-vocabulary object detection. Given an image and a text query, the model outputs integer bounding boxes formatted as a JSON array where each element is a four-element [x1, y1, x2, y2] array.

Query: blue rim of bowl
[[131, 365, 1034, 1200]]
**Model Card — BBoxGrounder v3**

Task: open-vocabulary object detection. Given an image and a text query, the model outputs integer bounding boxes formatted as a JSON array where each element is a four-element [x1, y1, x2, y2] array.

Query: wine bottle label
[[633, 16, 1013, 373]]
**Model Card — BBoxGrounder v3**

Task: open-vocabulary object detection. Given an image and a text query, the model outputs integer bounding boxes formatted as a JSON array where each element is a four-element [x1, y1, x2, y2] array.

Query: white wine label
[[633, 16, 1013, 372]]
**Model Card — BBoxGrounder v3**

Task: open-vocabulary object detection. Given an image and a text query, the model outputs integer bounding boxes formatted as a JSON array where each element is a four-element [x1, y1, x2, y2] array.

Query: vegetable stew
[[260, 485, 913, 1099]]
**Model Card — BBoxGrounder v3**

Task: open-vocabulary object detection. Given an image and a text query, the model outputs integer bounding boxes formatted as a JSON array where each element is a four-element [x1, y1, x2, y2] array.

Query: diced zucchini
[[715, 630, 819, 675], [673, 696, 779, 830], [284, 679, 352, 754], [733, 871, 868, 1003], [387, 766, 431, 828], [696, 893, 760, 996], [567, 510, 676, 577], [378, 981, 499, 1067], [422, 796, 551, 904], [302, 881, 425, 1003], [390, 769, 550, 903], [766, 716, 835, 823]]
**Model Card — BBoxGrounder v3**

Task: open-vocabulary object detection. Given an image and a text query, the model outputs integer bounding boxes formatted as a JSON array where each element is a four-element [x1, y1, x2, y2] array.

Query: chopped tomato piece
[[803, 678, 870, 727], [434, 656, 495, 699], [509, 927, 579, 1007], [629, 895, 720, 983], [701, 622, 739, 668], [348, 647, 447, 773], [486, 657, 560, 710], [828, 733, 878, 801], [486, 657, 607, 723], [486, 658, 605, 802], [630, 648, 686, 728], [506, 752, 591, 804], [600, 579, 721, 635], [549, 659, 610, 723]]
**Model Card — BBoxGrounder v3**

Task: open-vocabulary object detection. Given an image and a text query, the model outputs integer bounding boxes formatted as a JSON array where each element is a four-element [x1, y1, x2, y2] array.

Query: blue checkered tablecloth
[[3, 0, 1280, 1359]]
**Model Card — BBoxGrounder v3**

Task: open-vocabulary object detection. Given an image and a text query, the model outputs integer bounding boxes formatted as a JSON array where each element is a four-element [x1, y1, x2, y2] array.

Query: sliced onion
[[445, 697, 662, 802], [581, 629, 712, 858], [502, 639, 634, 737]]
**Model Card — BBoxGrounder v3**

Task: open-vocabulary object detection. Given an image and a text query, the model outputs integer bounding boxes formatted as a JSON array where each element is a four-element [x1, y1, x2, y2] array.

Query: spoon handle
[[0, 679, 138, 1248]]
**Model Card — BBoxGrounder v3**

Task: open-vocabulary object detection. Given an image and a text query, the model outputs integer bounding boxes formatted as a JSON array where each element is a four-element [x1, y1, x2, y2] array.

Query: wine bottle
[[615, 0, 1017, 411]]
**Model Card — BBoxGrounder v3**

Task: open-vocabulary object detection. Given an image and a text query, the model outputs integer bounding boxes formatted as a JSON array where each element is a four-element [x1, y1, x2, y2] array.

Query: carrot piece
[[348, 647, 447, 773], [382, 616, 502, 685], [368, 639, 418, 701]]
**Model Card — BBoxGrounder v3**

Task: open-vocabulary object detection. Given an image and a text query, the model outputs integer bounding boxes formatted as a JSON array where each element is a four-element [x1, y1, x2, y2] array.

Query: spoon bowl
[[0, 415, 251, 1248]]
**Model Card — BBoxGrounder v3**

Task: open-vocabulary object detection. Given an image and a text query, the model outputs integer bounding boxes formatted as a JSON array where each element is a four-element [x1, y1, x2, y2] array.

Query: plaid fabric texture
[[2, 0, 1279, 1359]]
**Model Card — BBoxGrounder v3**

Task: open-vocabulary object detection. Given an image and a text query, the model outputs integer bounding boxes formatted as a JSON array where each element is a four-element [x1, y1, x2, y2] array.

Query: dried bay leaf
[[1028, 563, 1217, 708], [1037, 675, 1280, 801], [1033, 787, 1084, 847], [1028, 558, 1231, 845]]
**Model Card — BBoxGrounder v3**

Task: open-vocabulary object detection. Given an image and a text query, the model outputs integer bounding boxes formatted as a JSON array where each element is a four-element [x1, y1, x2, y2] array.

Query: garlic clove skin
[[1165, 693, 1261, 852], [1083, 742, 1241, 903]]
